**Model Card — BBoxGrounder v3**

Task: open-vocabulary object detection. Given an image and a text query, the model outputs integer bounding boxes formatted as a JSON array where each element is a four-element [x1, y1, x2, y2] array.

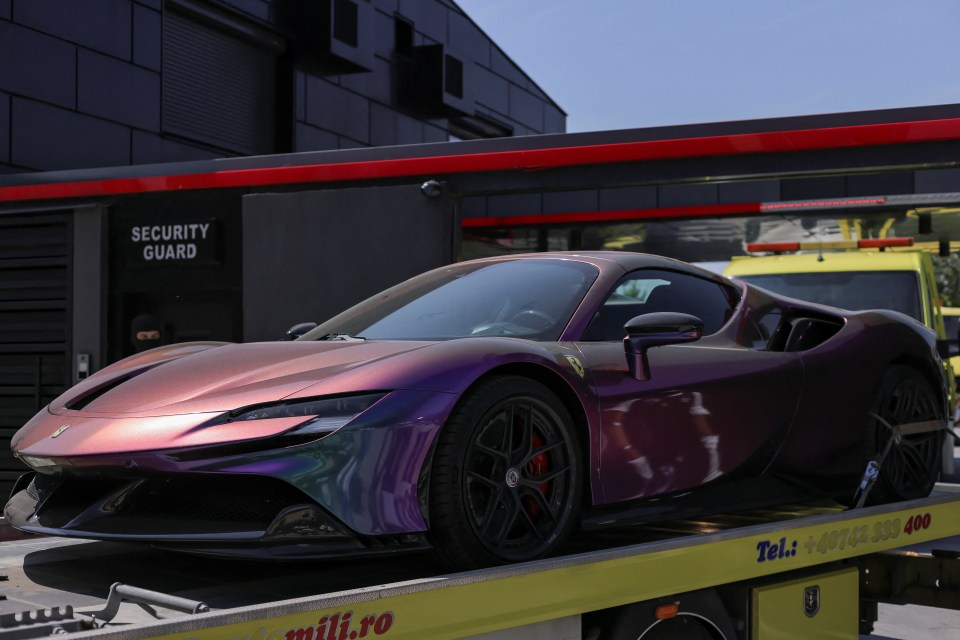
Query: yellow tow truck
[[3, 492, 960, 639]]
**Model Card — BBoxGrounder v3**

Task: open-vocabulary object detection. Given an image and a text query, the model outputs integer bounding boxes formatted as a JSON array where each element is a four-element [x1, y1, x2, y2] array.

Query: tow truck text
[[755, 536, 798, 563], [285, 611, 394, 640]]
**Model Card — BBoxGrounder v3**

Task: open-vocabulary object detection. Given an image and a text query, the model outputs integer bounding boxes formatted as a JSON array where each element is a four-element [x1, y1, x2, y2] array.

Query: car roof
[[471, 251, 716, 273], [724, 250, 927, 276], [462, 251, 737, 288]]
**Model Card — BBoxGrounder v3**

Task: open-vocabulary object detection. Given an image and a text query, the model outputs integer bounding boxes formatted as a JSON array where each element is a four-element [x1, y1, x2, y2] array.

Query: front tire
[[866, 366, 943, 504], [428, 376, 581, 570]]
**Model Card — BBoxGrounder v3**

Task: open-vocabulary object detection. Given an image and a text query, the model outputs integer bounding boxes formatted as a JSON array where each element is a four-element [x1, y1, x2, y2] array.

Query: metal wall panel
[[162, 11, 276, 155], [11, 98, 131, 171], [13, 0, 132, 59], [0, 21, 76, 110], [0, 213, 71, 494], [241, 185, 456, 341], [78, 48, 161, 131]]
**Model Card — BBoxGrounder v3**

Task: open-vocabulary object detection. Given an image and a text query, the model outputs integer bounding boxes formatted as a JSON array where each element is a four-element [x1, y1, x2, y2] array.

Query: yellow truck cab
[[724, 249, 957, 428], [724, 251, 943, 332]]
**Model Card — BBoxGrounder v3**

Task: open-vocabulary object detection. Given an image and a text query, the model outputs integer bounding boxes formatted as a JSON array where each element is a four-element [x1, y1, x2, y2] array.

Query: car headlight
[[17, 454, 61, 475], [210, 393, 387, 437]]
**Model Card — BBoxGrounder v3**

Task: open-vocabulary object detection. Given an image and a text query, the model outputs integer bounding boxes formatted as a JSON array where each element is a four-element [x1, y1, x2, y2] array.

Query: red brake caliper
[[524, 432, 550, 520]]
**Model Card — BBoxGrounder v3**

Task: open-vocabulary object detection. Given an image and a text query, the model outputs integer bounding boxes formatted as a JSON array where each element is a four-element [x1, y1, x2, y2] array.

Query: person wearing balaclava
[[130, 313, 164, 353]]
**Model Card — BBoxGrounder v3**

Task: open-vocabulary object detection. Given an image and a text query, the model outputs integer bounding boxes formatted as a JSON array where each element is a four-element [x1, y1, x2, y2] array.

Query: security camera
[[420, 180, 444, 199]]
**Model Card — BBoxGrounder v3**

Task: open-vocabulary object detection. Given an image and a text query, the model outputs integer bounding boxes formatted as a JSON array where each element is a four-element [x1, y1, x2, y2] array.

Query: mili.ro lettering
[[192, 611, 395, 640], [130, 223, 211, 261], [285, 611, 394, 640]]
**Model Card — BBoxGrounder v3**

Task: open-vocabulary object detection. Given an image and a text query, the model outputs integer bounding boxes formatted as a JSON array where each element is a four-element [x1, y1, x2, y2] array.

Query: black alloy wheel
[[428, 376, 581, 570], [868, 366, 943, 504]]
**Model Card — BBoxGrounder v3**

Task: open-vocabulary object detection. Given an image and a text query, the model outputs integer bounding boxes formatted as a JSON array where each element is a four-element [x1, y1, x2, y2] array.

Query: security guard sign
[[123, 219, 220, 266], [804, 585, 820, 618]]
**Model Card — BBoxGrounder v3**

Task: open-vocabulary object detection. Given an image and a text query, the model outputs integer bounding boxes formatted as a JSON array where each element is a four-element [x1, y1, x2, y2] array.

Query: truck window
[[944, 314, 959, 338], [735, 271, 923, 322]]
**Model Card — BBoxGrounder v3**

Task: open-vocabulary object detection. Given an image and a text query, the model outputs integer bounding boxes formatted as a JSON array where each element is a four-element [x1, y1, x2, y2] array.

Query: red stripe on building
[[2, 118, 960, 203], [461, 203, 764, 227]]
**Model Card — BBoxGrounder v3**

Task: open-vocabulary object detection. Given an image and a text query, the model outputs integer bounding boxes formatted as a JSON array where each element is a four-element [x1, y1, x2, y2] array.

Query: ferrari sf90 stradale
[[5, 253, 947, 569]]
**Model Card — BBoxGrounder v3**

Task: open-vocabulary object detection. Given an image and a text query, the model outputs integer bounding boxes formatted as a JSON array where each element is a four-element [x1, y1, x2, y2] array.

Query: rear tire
[[588, 590, 734, 640], [428, 376, 581, 570], [866, 366, 943, 504]]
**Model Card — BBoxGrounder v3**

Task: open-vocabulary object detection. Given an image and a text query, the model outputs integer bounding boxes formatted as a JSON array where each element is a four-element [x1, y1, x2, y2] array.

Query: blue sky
[[456, 1, 960, 133]]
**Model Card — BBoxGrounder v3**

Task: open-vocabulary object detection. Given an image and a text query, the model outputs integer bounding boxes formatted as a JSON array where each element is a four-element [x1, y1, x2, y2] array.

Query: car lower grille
[[35, 473, 315, 536], [120, 475, 309, 523]]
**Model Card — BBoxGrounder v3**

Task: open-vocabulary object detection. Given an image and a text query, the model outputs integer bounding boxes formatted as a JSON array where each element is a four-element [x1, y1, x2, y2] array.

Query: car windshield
[[301, 259, 599, 341], [737, 271, 923, 321]]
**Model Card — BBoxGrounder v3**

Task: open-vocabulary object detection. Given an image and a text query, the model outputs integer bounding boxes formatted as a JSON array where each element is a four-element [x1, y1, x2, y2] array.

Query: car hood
[[18, 337, 584, 457], [51, 340, 433, 417]]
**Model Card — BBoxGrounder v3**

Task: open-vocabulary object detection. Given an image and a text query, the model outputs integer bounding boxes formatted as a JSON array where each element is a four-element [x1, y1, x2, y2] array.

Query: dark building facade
[[0, 0, 565, 174]]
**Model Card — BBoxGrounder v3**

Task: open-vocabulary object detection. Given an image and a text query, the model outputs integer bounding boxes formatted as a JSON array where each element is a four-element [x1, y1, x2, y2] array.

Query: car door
[[575, 269, 804, 504]]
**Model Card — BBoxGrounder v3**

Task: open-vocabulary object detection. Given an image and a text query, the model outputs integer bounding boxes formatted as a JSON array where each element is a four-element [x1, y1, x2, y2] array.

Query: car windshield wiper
[[315, 333, 366, 341]]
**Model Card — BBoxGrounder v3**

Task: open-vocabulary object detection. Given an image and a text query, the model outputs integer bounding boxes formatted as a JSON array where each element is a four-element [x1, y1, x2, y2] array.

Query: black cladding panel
[[13, 0, 132, 59], [132, 131, 225, 165], [846, 172, 915, 196], [599, 186, 658, 211], [719, 180, 781, 204], [781, 176, 846, 200], [0, 21, 76, 109], [543, 190, 599, 214], [241, 185, 455, 341], [0, 213, 72, 496], [0, 92, 8, 164], [12, 99, 130, 171], [162, 11, 276, 155], [659, 183, 719, 208], [133, 4, 162, 71], [78, 49, 160, 131], [915, 168, 960, 194]]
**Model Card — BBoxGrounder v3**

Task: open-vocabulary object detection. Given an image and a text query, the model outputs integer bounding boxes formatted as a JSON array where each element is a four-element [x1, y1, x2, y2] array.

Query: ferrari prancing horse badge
[[564, 355, 586, 378]]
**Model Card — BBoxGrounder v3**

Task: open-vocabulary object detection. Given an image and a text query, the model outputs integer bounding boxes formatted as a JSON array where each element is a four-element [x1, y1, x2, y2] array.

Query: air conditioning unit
[[278, 0, 375, 73], [397, 44, 474, 117]]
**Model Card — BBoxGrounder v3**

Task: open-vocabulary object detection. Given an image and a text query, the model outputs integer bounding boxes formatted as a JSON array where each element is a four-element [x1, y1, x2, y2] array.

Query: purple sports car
[[4, 252, 948, 569]]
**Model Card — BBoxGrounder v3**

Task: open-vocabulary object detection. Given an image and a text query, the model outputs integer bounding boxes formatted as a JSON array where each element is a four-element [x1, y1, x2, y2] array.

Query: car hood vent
[[65, 366, 158, 411]]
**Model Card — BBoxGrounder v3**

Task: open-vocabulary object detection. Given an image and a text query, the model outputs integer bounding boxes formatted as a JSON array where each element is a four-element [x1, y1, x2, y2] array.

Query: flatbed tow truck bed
[[2, 488, 960, 639]]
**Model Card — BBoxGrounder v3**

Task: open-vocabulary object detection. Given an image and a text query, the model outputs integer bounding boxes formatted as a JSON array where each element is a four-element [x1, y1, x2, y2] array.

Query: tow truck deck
[[2, 487, 960, 639]]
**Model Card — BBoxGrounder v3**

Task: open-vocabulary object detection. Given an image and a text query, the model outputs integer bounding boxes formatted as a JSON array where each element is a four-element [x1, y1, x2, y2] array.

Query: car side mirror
[[623, 312, 703, 380], [285, 322, 317, 341]]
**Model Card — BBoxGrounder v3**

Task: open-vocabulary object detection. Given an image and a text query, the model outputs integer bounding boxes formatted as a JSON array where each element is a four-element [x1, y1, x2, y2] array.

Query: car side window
[[581, 269, 738, 341]]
